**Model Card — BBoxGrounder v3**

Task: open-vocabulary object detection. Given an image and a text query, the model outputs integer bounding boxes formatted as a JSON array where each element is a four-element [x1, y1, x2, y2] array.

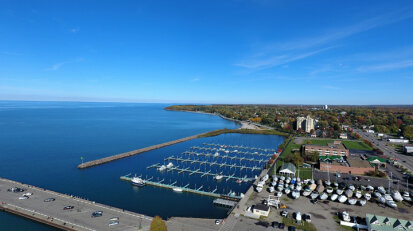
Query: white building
[[323, 105, 328, 110], [296, 115, 314, 133], [388, 139, 409, 143], [253, 204, 270, 217], [339, 133, 348, 139]]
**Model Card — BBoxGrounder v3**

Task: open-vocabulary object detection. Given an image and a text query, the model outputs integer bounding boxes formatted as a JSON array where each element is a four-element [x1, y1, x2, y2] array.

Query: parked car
[[272, 221, 279, 228], [18, 195, 29, 200], [44, 198, 55, 202], [281, 210, 288, 217], [63, 206, 74, 210], [215, 219, 221, 225], [288, 226, 296, 231], [278, 223, 285, 229], [92, 211, 103, 217]]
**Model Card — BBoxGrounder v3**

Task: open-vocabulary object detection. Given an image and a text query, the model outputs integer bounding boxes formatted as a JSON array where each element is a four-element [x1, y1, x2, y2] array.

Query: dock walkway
[[0, 178, 153, 231], [78, 130, 219, 169]]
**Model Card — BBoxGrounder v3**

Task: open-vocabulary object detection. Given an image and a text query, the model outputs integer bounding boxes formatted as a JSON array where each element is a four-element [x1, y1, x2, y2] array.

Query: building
[[404, 145, 413, 154], [296, 115, 314, 133], [323, 105, 328, 110], [253, 204, 270, 217], [366, 129, 375, 133], [320, 154, 374, 175], [303, 140, 349, 157], [366, 213, 413, 231], [278, 163, 296, 176], [339, 133, 348, 139], [387, 138, 409, 143]]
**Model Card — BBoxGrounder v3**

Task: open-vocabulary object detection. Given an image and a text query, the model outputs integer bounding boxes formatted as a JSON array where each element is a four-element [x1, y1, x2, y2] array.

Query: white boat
[[286, 178, 291, 184], [296, 212, 302, 223], [213, 152, 219, 157], [384, 194, 393, 201], [215, 174, 224, 180], [378, 196, 386, 204], [319, 192, 328, 200], [361, 185, 366, 191], [284, 187, 291, 195], [364, 193, 371, 201], [276, 191, 283, 197], [359, 199, 367, 206], [345, 189, 353, 198], [268, 186, 275, 193], [324, 180, 331, 186], [348, 185, 355, 191], [330, 194, 338, 201], [277, 186, 284, 192], [166, 162, 174, 168], [348, 198, 357, 205], [386, 200, 397, 208], [336, 189, 344, 195], [256, 185, 263, 193], [240, 193, 245, 198], [280, 176, 286, 181], [173, 187, 183, 192], [271, 181, 277, 186], [326, 187, 333, 194], [391, 190, 403, 202], [296, 185, 302, 191], [355, 191, 362, 199], [402, 192, 412, 202], [373, 191, 382, 198], [291, 190, 300, 199], [310, 192, 319, 200], [158, 165, 166, 171], [341, 211, 351, 222], [378, 186, 386, 194], [338, 195, 348, 203], [302, 189, 312, 197], [131, 177, 146, 186], [367, 185, 374, 191], [262, 174, 269, 182], [333, 182, 339, 187]]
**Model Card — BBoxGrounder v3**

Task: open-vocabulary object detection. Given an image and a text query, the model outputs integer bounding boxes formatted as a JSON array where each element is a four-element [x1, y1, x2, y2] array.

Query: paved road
[[354, 128, 413, 171], [0, 178, 152, 231]]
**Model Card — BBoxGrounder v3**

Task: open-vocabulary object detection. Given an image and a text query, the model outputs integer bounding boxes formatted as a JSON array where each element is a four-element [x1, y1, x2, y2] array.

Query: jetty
[[78, 130, 220, 169], [120, 175, 242, 201], [0, 177, 153, 231], [164, 156, 264, 171]]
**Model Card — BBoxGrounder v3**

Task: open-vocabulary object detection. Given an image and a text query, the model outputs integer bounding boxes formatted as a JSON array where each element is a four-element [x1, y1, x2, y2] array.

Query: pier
[[181, 151, 268, 163], [0, 177, 153, 231], [120, 175, 242, 201], [164, 156, 264, 171], [78, 130, 221, 169]]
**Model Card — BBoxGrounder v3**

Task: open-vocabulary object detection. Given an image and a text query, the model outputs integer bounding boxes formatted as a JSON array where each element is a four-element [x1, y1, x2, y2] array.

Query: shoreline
[[165, 108, 268, 130]]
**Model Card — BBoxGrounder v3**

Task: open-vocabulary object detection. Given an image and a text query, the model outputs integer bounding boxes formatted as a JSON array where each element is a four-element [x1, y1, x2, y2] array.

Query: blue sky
[[1, 0, 413, 105]]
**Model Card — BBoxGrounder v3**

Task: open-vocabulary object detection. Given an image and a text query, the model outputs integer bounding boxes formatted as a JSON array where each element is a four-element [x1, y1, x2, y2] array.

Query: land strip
[[0, 177, 153, 231]]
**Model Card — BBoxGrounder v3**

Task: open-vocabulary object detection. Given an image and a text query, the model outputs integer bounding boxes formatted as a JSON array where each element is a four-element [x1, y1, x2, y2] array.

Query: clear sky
[[1, 0, 413, 105]]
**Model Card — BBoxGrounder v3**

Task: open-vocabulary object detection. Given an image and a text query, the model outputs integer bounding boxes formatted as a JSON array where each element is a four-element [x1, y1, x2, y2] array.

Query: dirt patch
[[310, 212, 326, 219]]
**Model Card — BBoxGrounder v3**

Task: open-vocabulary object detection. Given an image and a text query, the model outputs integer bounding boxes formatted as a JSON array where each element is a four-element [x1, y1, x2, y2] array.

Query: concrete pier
[[0, 177, 153, 231], [78, 130, 219, 169]]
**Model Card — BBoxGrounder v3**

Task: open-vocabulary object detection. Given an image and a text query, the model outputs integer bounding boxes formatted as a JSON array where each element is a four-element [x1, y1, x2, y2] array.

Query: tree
[[292, 152, 304, 166], [150, 216, 167, 231]]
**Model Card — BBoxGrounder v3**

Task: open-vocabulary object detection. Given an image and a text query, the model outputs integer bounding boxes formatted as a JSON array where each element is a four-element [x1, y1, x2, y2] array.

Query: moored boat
[[131, 177, 146, 186]]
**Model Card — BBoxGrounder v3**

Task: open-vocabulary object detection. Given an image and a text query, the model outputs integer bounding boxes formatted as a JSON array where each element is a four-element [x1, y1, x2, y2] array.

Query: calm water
[[0, 101, 283, 230]]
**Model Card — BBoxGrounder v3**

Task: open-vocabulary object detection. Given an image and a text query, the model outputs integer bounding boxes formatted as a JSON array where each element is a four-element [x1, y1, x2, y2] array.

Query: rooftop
[[254, 204, 270, 211], [304, 141, 347, 150], [366, 213, 413, 231]]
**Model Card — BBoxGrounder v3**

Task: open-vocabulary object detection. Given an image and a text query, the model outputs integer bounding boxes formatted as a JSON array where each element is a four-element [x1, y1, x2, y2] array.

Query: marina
[[121, 142, 279, 201]]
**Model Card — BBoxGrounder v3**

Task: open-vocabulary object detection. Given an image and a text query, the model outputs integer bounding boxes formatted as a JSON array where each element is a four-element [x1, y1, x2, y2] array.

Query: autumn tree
[[150, 216, 167, 231]]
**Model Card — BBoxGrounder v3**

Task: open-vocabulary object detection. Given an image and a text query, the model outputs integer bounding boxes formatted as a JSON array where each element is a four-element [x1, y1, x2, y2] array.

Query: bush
[[150, 216, 167, 231]]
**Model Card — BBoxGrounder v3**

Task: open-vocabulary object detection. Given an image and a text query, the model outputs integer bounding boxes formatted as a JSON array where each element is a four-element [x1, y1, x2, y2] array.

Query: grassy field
[[298, 167, 312, 179], [275, 139, 313, 179], [305, 139, 373, 151], [282, 217, 317, 231]]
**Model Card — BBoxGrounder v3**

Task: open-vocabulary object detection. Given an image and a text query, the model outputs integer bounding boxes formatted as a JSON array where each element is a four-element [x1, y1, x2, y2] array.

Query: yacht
[[326, 187, 333, 194], [367, 185, 374, 191], [284, 187, 291, 195], [302, 188, 312, 197], [333, 182, 339, 187], [341, 211, 351, 222], [338, 195, 348, 203], [213, 152, 219, 157], [173, 187, 183, 192], [359, 199, 367, 206], [166, 162, 174, 168], [158, 165, 166, 171], [336, 189, 344, 195], [291, 190, 300, 199], [386, 200, 397, 208], [378, 186, 386, 194], [255, 185, 263, 193], [391, 190, 403, 202], [319, 192, 328, 200], [348, 198, 357, 205], [384, 194, 393, 202], [215, 174, 224, 180], [364, 193, 371, 201], [402, 192, 412, 202], [268, 186, 275, 193], [345, 189, 353, 198], [378, 196, 386, 204], [373, 191, 382, 198], [348, 185, 355, 191], [355, 191, 362, 199], [276, 191, 283, 197], [330, 194, 338, 201], [310, 192, 319, 200], [296, 185, 302, 191], [131, 177, 146, 186]]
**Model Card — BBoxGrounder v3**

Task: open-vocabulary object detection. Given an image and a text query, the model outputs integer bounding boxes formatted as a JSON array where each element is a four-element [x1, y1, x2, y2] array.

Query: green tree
[[150, 216, 167, 231]]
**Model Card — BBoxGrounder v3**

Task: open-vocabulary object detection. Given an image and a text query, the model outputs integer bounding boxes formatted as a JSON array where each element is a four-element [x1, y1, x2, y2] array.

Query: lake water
[[0, 101, 284, 230]]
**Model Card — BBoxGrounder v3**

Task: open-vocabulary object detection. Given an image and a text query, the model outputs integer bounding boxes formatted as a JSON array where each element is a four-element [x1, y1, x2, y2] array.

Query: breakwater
[[77, 130, 220, 169]]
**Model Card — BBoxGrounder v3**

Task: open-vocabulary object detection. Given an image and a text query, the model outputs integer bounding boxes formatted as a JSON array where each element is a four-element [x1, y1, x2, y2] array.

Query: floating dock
[[0, 177, 153, 231], [78, 130, 221, 169], [120, 175, 242, 201], [181, 151, 267, 163], [213, 198, 237, 208], [164, 156, 264, 171]]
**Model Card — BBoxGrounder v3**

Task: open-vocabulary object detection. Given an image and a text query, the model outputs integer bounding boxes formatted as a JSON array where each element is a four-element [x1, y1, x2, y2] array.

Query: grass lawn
[[306, 139, 333, 145], [342, 140, 373, 151], [282, 217, 317, 231], [298, 167, 312, 180]]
